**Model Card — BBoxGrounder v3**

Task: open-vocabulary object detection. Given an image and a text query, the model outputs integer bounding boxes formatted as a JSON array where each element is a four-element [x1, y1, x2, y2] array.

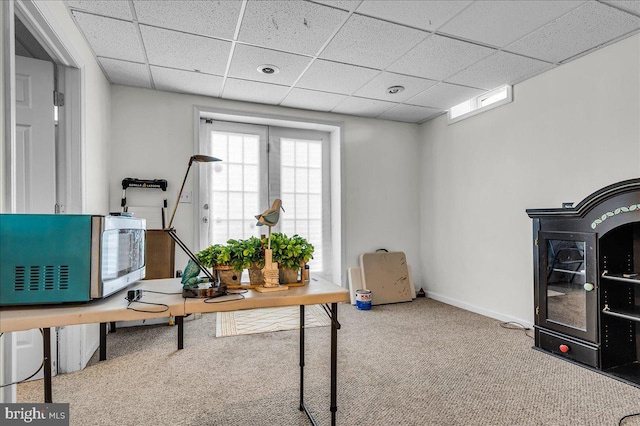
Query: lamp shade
[[191, 155, 221, 164]]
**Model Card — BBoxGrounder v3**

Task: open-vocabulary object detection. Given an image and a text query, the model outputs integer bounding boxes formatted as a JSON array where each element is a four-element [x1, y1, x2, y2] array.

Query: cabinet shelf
[[601, 272, 640, 285], [602, 305, 640, 323], [553, 268, 585, 275]]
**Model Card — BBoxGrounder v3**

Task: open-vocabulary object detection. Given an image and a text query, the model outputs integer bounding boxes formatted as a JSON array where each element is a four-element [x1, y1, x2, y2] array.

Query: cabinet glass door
[[538, 231, 598, 343]]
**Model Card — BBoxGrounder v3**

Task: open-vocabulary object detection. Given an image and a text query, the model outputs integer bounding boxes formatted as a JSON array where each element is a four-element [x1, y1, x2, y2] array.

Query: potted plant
[[196, 244, 223, 269], [197, 243, 241, 286], [267, 233, 314, 284], [242, 236, 265, 285]]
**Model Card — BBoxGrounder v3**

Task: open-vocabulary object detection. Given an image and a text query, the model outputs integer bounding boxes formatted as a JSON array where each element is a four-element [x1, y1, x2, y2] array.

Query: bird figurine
[[255, 198, 284, 227], [254, 199, 289, 292], [180, 259, 209, 289]]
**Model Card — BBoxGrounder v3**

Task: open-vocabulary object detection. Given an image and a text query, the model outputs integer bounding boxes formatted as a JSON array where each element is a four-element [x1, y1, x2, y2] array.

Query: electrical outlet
[[179, 190, 192, 203]]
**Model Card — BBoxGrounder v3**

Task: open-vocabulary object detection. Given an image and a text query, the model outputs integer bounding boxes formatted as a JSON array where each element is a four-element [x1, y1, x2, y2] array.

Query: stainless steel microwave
[[0, 214, 146, 306]]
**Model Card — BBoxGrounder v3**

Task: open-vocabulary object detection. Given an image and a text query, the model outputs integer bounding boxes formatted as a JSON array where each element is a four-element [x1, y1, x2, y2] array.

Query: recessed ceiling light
[[387, 85, 405, 95], [257, 64, 280, 75]]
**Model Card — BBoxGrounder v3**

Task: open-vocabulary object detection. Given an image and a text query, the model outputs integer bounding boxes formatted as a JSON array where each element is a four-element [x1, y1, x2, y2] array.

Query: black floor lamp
[[164, 154, 226, 298]]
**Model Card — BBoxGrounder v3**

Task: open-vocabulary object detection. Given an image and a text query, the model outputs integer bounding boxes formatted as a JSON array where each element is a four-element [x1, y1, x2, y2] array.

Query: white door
[[15, 55, 57, 213], [197, 121, 269, 251], [13, 55, 58, 381]]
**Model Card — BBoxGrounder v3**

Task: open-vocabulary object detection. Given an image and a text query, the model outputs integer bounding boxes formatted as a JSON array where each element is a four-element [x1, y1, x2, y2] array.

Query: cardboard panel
[[359, 251, 412, 305]]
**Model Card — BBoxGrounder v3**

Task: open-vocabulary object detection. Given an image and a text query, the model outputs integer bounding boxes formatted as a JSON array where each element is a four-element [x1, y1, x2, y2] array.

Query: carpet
[[17, 298, 640, 426], [215, 304, 331, 337]]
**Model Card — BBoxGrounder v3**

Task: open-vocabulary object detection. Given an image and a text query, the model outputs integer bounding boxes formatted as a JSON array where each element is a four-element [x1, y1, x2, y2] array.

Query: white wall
[[109, 86, 422, 286], [419, 34, 640, 325]]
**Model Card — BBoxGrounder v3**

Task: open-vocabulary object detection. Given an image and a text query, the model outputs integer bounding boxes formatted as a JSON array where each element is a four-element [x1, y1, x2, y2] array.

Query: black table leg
[[43, 328, 52, 403], [177, 316, 184, 350], [301, 303, 340, 426], [109, 321, 117, 333], [299, 305, 305, 411], [99, 322, 107, 361], [330, 303, 338, 426]]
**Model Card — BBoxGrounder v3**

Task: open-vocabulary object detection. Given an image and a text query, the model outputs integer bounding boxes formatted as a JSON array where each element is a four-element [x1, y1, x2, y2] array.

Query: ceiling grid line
[[127, 0, 155, 90], [220, 0, 249, 99], [275, 0, 364, 109], [59, 0, 640, 123]]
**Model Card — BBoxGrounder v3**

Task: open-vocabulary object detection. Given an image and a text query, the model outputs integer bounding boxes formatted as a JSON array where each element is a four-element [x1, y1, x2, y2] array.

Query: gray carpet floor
[[17, 298, 640, 426]]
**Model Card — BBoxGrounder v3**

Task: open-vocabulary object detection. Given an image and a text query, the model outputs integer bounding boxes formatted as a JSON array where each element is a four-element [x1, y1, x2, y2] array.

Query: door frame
[[3, 0, 85, 213], [1, 0, 85, 403], [193, 105, 345, 287]]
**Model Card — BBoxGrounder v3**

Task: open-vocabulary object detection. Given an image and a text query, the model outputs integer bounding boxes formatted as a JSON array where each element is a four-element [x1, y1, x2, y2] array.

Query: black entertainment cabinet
[[527, 178, 640, 387]]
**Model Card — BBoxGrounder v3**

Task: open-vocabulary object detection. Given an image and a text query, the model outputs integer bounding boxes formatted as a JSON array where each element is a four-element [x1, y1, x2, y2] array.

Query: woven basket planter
[[279, 267, 299, 284], [216, 266, 241, 286], [248, 266, 265, 286]]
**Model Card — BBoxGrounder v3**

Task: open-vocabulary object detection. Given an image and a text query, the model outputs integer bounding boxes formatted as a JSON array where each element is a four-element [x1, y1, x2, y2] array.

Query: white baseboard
[[425, 291, 534, 329]]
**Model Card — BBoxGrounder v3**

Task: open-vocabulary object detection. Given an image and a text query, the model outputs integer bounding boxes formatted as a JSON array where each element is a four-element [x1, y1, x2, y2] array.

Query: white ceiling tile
[[378, 104, 441, 123], [151, 66, 223, 97], [388, 34, 495, 81], [238, 1, 348, 55], [65, 0, 132, 20], [228, 44, 312, 86], [71, 12, 145, 62], [600, 0, 640, 16], [223, 78, 290, 105], [353, 72, 438, 102], [133, 0, 241, 40], [320, 14, 428, 69], [506, 1, 640, 63], [140, 25, 231, 75], [446, 51, 554, 90], [66, 0, 640, 122], [355, 0, 472, 32], [100, 58, 151, 88], [439, 1, 585, 48], [296, 59, 379, 95], [331, 96, 396, 117], [405, 82, 485, 109], [280, 88, 347, 111]]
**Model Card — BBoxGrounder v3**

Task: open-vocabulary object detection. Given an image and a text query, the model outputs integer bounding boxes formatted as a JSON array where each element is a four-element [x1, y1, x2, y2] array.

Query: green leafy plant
[[266, 232, 314, 270], [244, 236, 265, 269], [198, 237, 266, 272], [196, 243, 233, 269], [227, 238, 257, 271], [196, 244, 223, 268]]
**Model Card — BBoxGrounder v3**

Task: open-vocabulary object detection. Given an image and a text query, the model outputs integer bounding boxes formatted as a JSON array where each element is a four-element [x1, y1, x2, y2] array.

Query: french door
[[198, 120, 331, 278]]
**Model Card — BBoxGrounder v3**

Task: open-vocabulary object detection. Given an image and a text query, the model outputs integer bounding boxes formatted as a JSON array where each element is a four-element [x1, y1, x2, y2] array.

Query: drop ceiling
[[63, 0, 640, 123]]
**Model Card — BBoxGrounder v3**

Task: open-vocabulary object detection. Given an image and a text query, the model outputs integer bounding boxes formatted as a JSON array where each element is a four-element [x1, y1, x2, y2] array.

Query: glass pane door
[[197, 121, 332, 280], [198, 121, 268, 250], [538, 231, 597, 342], [546, 239, 587, 329]]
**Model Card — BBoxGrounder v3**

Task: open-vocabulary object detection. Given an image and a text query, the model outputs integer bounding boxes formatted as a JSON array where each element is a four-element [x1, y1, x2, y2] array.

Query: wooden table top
[[184, 277, 350, 314], [0, 277, 348, 333], [0, 279, 185, 333]]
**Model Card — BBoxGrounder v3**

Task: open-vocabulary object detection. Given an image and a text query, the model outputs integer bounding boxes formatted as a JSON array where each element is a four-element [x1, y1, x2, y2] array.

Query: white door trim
[[13, 0, 85, 213], [2, 0, 16, 213], [192, 105, 346, 287]]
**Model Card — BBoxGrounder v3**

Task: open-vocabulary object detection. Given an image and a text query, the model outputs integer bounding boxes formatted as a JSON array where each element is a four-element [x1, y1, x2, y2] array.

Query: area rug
[[216, 305, 331, 337]]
